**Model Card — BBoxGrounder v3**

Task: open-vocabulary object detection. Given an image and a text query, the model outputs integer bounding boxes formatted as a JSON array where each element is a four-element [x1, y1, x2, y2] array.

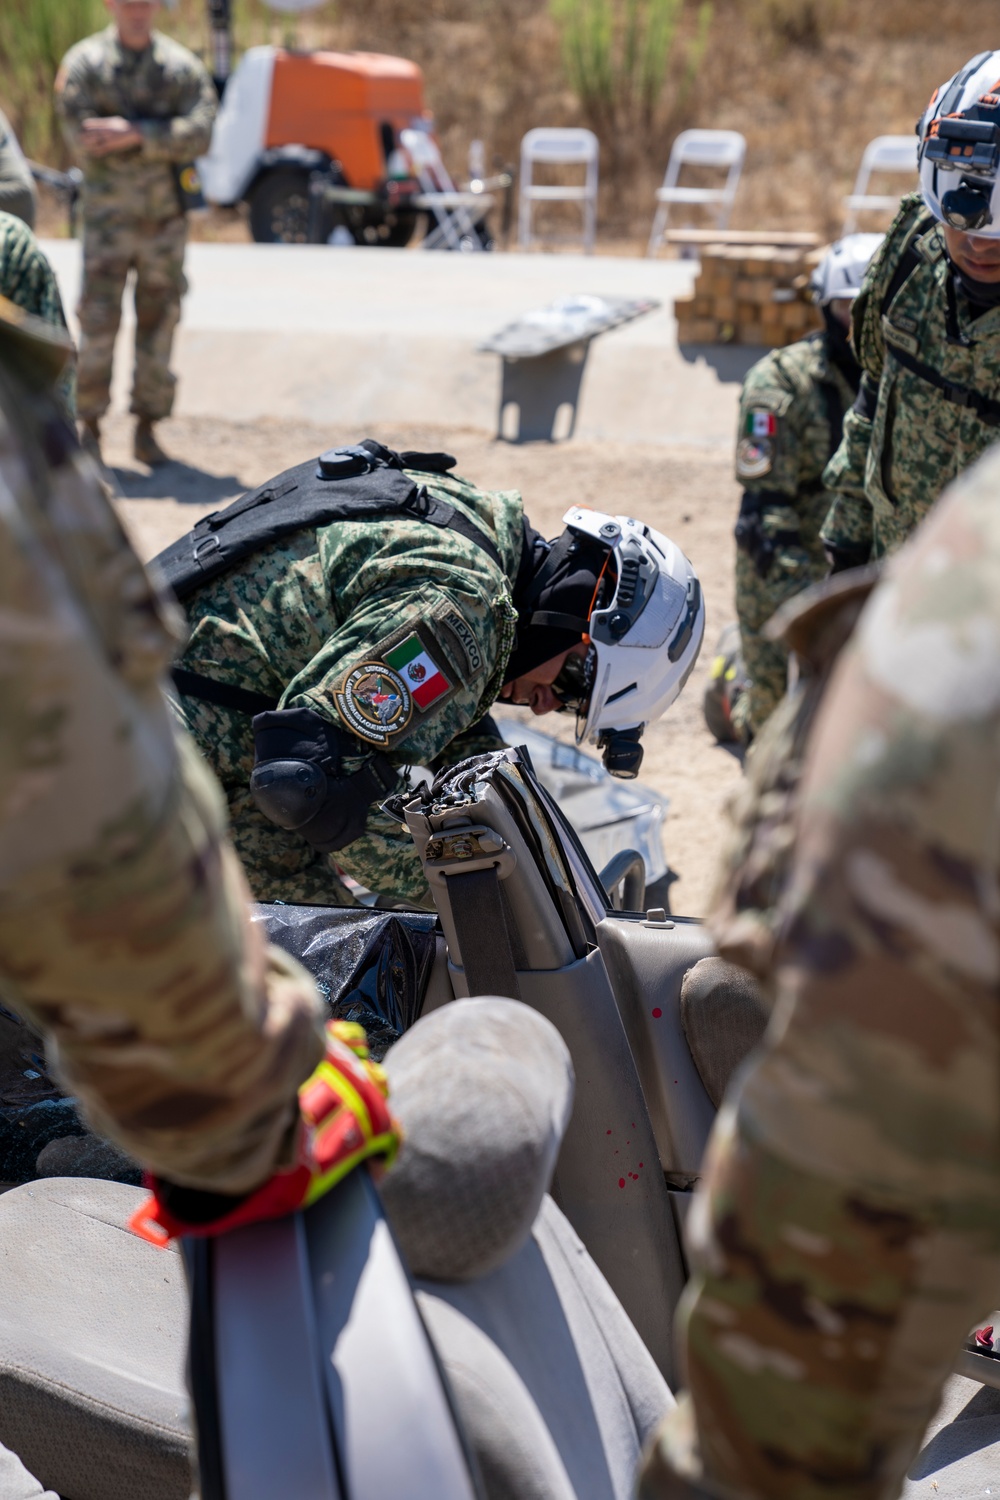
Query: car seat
[[380, 998, 673, 1500]]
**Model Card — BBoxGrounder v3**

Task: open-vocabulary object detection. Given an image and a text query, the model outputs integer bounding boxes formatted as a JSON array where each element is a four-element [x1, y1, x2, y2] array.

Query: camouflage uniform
[[641, 444, 1000, 1500], [0, 211, 75, 417], [822, 193, 1000, 566], [0, 300, 324, 1196], [0, 109, 36, 229], [172, 469, 521, 905], [733, 332, 856, 739], [55, 26, 216, 422]]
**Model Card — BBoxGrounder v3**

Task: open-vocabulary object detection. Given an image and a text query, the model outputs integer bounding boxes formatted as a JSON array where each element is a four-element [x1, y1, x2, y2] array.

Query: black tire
[[248, 167, 315, 244], [345, 208, 419, 247]]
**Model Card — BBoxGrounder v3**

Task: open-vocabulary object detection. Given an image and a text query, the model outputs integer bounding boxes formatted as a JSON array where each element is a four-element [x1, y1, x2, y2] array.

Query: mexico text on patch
[[335, 662, 413, 746]]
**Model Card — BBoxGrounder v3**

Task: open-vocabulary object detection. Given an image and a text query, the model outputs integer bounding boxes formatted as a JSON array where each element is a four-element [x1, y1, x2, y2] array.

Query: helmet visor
[[551, 643, 597, 717]]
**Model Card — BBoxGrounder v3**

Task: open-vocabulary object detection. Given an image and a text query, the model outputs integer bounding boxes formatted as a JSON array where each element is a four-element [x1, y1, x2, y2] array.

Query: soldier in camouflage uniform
[[729, 236, 880, 743], [55, 1, 216, 466], [0, 295, 328, 1197], [640, 443, 1000, 1500], [160, 443, 698, 907], [0, 108, 37, 229], [823, 52, 1000, 571], [0, 211, 75, 417]]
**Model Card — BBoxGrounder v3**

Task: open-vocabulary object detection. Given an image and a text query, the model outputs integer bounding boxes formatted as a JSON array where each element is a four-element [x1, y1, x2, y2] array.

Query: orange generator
[[199, 46, 432, 245]]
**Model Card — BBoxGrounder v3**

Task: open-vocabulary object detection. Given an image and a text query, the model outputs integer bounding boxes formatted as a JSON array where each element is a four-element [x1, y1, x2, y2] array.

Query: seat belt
[[185, 1170, 478, 1500], [446, 866, 523, 1000]]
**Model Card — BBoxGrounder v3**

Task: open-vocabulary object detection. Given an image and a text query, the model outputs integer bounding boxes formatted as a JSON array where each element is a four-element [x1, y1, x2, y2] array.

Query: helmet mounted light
[[553, 506, 706, 777], [919, 53, 1000, 239]]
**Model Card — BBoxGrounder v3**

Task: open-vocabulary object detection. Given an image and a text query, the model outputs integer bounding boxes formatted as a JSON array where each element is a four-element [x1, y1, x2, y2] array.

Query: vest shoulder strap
[[153, 445, 502, 601]]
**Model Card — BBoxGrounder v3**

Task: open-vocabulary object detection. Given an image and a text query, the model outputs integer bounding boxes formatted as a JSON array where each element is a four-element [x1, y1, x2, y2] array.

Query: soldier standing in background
[[823, 50, 1000, 571], [0, 108, 37, 229], [55, 0, 216, 467], [726, 235, 880, 743], [641, 442, 1000, 1499]]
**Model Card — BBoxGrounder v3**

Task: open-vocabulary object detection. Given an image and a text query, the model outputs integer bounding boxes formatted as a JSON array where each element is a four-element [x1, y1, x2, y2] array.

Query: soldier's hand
[[80, 117, 143, 156], [128, 1021, 402, 1244]]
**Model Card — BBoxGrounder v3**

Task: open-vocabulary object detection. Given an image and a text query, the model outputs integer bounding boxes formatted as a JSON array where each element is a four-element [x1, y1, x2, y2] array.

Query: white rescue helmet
[[555, 507, 705, 777], [919, 50, 1000, 236], [809, 233, 883, 304]]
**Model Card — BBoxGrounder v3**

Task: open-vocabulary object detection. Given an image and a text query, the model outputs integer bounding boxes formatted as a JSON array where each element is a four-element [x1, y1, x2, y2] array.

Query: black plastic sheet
[[253, 905, 439, 1059]]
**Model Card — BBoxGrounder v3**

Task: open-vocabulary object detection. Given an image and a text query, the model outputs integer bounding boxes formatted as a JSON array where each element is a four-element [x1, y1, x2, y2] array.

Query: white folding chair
[[518, 127, 599, 253], [400, 127, 494, 252], [842, 135, 918, 233], [647, 129, 746, 257]]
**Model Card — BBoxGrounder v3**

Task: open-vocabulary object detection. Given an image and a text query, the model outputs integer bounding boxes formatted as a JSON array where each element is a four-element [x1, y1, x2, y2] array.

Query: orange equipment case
[[265, 51, 427, 192]]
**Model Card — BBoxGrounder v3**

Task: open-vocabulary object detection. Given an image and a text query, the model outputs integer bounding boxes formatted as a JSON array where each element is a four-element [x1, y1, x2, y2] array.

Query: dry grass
[[9, 0, 1000, 242]]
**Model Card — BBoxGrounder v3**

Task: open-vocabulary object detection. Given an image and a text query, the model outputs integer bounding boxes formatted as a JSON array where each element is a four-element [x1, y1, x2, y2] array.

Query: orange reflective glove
[[129, 1021, 400, 1245]]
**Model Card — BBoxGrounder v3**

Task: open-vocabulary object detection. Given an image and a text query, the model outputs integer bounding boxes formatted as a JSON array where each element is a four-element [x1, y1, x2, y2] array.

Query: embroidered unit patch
[[335, 662, 413, 746], [384, 634, 452, 710], [745, 409, 778, 438], [736, 437, 773, 480]]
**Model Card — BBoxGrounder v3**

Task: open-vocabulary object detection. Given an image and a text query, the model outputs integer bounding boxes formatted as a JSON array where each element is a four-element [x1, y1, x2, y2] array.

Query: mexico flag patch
[[385, 634, 452, 711], [745, 409, 777, 438]]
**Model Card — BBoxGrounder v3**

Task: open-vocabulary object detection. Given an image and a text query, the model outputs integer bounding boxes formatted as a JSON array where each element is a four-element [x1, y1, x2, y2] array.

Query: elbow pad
[[249, 707, 399, 853]]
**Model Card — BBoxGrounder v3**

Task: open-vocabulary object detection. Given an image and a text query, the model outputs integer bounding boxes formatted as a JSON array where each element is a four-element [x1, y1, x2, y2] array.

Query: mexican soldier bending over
[[156, 441, 704, 907], [823, 49, 1000, 571], [727, 235, 880, 742], [55, 0, 217, 467]]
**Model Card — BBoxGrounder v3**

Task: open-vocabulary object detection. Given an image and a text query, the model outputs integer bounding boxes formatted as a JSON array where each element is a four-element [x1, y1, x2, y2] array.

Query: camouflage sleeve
[[0, 212, 69, 332], [0, 110, 37, 229], [54, 44, 99, 158], [0, 353, 324, 1195], [819, 196, 928, 568], [137, 56, 218, 164], [641, 449, 1000, 1500], [277, 552, 516, 901]]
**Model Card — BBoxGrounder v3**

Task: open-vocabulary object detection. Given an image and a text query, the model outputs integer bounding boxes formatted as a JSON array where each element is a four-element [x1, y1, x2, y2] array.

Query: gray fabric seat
[[381, 999, 674, 1500], [0, 1179, 190, 1500]]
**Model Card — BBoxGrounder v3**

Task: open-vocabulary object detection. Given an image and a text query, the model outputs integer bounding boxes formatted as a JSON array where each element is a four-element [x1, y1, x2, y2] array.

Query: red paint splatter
[[631, 1122, 636, 1129], [639, 1162, 644, 1169], [652, 1007, 662, 1018], [606, 1129, 612, 1135], [618, 1178, 625, 1189], [614, 1150, 619, 1155]]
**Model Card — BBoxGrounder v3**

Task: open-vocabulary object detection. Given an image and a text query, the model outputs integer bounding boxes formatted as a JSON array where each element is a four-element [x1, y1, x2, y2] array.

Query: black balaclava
[[504, 520, 610, 684], [950, 262, 1000, 315], [822, 304, 861, 391]]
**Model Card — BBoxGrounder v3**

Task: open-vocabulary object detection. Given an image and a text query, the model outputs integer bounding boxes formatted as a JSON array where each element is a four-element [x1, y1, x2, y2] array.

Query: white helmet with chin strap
[[919, 50, 1000, 236], [809, 233, 884, 304], [551, 506, 705, 778]]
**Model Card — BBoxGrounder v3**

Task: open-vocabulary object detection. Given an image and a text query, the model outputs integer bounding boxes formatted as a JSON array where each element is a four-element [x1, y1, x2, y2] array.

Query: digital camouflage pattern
[[733, 332, 854, 740], [172, 468, 522, 905], [0, 211, 75, 417], [710, 566, 878, 988], [56, 27, 216, 421], [822, 193, 1000, 564], [0, 108, 36, 229], [641, 444, 1000, 1500], [0, 301, 324, 1195]]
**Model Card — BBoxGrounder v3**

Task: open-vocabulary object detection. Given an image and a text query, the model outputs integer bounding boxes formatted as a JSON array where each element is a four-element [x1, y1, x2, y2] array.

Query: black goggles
[[551, 643, 597, 716]]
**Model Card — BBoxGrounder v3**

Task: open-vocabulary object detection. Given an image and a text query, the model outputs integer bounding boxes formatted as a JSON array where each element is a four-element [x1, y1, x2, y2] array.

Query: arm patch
[[335, 627, 455, 745]]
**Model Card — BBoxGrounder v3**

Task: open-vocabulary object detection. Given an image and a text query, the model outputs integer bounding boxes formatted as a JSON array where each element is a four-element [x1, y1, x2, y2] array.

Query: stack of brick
[[674, 244, 824, 347]]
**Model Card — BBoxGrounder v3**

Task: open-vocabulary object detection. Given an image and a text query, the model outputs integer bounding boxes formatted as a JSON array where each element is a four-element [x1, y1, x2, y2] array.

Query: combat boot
[[134, 418, 168, 467], [79, 417, 102, 464]]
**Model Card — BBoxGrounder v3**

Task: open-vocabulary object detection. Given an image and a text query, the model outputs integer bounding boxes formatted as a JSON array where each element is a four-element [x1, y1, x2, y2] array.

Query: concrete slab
[[43, 241, 759, 447]]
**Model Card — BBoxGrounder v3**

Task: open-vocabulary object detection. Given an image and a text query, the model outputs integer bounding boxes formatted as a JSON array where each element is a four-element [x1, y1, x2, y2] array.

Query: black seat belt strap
[[446, 866, 522, 1000], [171, 668, 280, 715], [886, 342, 1000, 427]]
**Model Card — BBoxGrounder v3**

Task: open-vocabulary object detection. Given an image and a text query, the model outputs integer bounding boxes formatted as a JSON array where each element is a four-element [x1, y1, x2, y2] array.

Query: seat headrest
[[379, 998, 573, 1283]]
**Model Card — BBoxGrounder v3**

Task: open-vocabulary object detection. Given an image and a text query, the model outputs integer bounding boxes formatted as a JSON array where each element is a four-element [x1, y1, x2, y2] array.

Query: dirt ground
[[102, 412, 744, 918]]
